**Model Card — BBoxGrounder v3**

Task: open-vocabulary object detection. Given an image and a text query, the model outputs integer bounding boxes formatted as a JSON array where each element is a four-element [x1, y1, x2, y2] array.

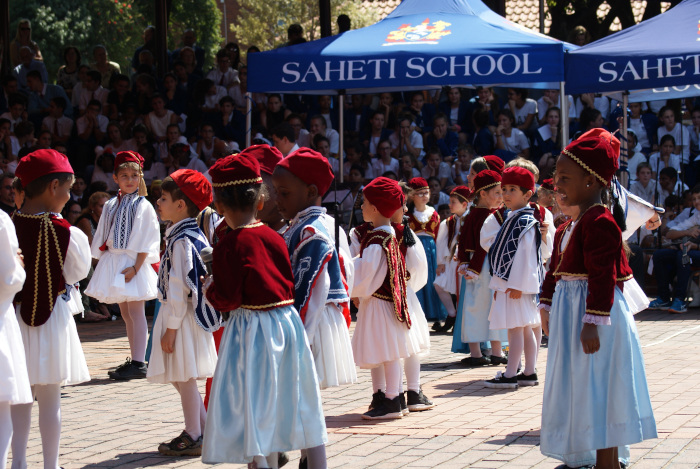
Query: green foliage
[[230, 0, 377, 51], [10, 0, 223, 82]]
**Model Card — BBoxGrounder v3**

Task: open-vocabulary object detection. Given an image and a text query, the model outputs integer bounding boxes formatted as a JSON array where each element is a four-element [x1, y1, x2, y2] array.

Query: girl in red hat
[[539, 129, 656, 469], [85, 151, 160, 380]]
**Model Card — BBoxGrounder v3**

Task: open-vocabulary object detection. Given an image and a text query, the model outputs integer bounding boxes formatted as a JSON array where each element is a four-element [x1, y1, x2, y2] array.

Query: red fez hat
[[450, 185, 472, 202], [115, 151, 144, 169], [473, 169, 502, 194], [363, 177, 405, 218], [408, 177, 429, 190], [484, 155, 505, 174], [209, 152, 263, 187], [16, 149, 73, 187], [170, 169, 213, 211], [541, 178, 554, 191], [561, 128, 620, 186], [502, 166, 535, 193], [277, 148, 334, 195], [240, 144, 283, 176]]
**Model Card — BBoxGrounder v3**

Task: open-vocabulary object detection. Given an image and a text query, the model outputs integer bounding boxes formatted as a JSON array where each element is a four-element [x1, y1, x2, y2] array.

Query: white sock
[[0, 402, 12, 469], [265, 452, 279, 469], [384, 361, 402, 399], [523, 326, 538, 376], [10, 401, 31, 469], [35, 384, 61, 469], [306, 444, 327, 469], [370, 367, 385, 393], [505, 328, 524, 378], [404, 355, 421, 392], [435, 285, 456, 317], [253, 455, 269, 468], [118, 302, 135, 359], [174, 380, 203, 440], [126, 301, 148, 363]]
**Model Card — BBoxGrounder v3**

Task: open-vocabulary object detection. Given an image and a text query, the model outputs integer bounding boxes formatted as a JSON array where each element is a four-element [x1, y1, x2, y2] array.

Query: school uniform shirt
[[629, 180, 656, 206], [389, 129, 424, 155], [495, 128, 530, 154], [667, 207, 695, 230], [648, 152, 681, 175], [655, 179, 688, 206], [420, 162, 452, 183], [372, 157, 400, 177], [575, 96, 611, 122], [506, 98, 538, 129], [625, 152, 648, 182], [42, 115, 74, 139], [536, 95, 576, 121], [206, 68, 239, 88], [77, 86, 109, 112], [0, 112, 22, 132], [76, 114, 109, 135], [658, 123, 691, 163]]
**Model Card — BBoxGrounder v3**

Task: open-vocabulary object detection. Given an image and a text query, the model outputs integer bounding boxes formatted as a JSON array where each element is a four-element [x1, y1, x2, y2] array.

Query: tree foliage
[[9, 0, 223, 82], [230, 0, 377, 50]]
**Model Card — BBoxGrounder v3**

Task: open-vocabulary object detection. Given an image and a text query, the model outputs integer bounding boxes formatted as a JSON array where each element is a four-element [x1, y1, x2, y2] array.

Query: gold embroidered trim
[[617, 273, 633, 282], [451, 191, 470, 202], [475, 181, 500, 193], [212, 176, 263, 187], [585, 308, 611, 316], [372, 292, 392, 301], [233, 221, 264, 231], [540, 298, 552, 304], [561, 149, 607, 185], [241, 299, 294, 310]]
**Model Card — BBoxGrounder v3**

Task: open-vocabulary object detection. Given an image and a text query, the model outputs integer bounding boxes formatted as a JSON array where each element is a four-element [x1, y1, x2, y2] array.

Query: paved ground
[[8, 308, 700, 468]]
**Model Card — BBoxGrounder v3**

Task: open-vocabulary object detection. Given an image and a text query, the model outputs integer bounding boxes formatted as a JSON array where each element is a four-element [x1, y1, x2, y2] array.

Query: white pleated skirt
[[540, 280, 657, 467], [86, 249, 158, 304], [146, 306, 218, 384], [16, 300, 90, 386], [310, 304, 357, 389], [488, 291, 541, 330], [434, 258, 459, 295], [458, 259, 508, 344], [0, 306, 32, 404], [407, 288, 430, 357], [352, 296, 420, 369], [202, 305, 327, 464]]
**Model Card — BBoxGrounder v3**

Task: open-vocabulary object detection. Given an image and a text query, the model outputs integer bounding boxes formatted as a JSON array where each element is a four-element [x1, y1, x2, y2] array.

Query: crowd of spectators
[[2, 17, 700, 313]]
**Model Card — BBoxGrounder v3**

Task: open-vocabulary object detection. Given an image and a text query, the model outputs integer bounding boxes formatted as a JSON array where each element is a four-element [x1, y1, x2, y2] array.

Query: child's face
[[10, 103, 23, 118], [113, 167, 141, 194], [428, 179, 441, 195], [316, 140, 330, 157], [156, 190, 181, 222], [480, 186, 502, 209], [72, 178, 86, 195], [637, 167, 652, 185], [402, 155, 413, 170], [692, 192, 700, 212], [555, 155, 594, 207], [412, 188, 430, 207], [49, 101, 63, 118], [692, 111, 700, 127], [502, 184, 530, 211], [660, 140, 675, 156], [659, 174, 674, 191], [427, 153, 441, 169], [448, 196, 468, 216], [467, 167, 478, 190], [271, 168, 316, 221], [49, 177, 74, 214], [661, 110, 675, 128], [221, 102, 233, 116], [458, 150, 471, 167]]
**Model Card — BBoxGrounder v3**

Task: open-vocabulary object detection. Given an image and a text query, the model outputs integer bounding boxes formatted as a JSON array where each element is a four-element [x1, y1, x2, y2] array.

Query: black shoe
[[541, 335, 549, 347], [437, 316, 456, 334], [406, 389, 435, 411], [489, 355, 508, 365], [109, 360, 147, 380], [362, 396, 403, 420], [431, 321, 443, 331], [298, 457, 307, 469], [368, 389, 386, 411], [484, 371, 518, 389], [515, 372, 539, 386], [399, 392, 409, 415], [109, 357, 133, 373], [157, 431, 202, 456], [278, 452, 289, 468], [460, 356, 491, 367]]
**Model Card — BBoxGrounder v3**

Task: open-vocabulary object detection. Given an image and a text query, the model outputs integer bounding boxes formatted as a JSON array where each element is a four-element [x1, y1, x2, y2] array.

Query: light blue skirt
[[452, 258, 508, 354], [415, 235, 447, 322], [202, 305, 327, 464], [541, 280, 657, 467]]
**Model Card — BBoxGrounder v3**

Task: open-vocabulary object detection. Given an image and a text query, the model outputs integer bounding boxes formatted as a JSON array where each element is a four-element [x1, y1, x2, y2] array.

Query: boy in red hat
[[10, 149, 92, 469], [350, 176, 417, 420], [86, 150, 161, 380], [484, 166, 543, 389], [272, 148, 356, 397], [147, 169, 220, 456]]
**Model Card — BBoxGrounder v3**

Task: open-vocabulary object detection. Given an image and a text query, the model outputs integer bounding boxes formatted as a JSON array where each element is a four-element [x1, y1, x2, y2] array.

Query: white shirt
[[648, 152, 681, 175], [389, 130, 424, 154], [496, 128, 530, 153], [41, 116, 73, 138], [629, 180, 655, 205], [78, 86, 109, 112], [206, 68, 239, 88], [506, 99, 537, 128], [624, 152, 647, 182], [575, 96, 610, 121], [536, 95, 576, 121], [76, 114, 109, 134], [421, 162, 452, 182], [372, 157, 400, 177], [204, 86, 227, 109], [658, 123, 691, 164]]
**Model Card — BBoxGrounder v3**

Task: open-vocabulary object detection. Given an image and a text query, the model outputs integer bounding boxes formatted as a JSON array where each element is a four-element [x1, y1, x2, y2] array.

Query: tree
[[230, 0, 376, 51]]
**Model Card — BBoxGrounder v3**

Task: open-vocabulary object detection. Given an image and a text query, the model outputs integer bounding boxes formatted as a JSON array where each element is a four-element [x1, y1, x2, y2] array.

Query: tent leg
[[559, 81, 568, 146], [339, 93, 345, 183], [246, 92, 252, 148], [621, 93, 629, 188]]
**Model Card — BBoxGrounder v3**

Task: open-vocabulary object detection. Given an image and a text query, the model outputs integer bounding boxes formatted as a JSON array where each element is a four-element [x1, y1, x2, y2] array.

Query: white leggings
[[118, 300, 148, 363], [10, 383, 61, 469], [369, 359, 405, 398], [172, 380, 206, 440], [0, 402, 11, 469]]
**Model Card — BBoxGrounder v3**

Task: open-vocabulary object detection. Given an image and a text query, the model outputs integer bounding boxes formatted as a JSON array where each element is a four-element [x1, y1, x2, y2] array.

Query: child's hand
[[436, 264, 446, 275], [539, 308, 549, 335], [161, 328, 177, 353], [580, 323, 600, 354], [121, 266, 137, 282], [352, 297, 360, 308], [506, 288, 522, 299], [539, 222, 549, 240], [201, 275, 212, 297]]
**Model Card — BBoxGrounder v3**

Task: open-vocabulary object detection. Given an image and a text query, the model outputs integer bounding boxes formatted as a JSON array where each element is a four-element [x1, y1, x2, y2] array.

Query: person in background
[[56, 46, 80, 99], [91, 45, 121, 89], [0, 173, 15, 215], [9, 19, 42, 67]]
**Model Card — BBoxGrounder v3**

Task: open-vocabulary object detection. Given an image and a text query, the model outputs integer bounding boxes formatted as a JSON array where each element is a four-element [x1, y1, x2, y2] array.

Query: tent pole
[[339, 92, 345, 183], [246, 92, 252, 148], [559, 81, 568, 145], [621, 93, 629, 188]]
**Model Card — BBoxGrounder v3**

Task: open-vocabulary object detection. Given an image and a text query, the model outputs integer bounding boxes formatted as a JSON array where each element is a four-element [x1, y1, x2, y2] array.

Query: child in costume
[[350, 177, 419, 420], [86, 150, 160, 380], [484, 167, 543, 389], [453, 170, 508, 365], [0, 209, 30, 469], [201, 152, 327, 468], [147, 169, 219, 456], [10, 149, 91, 469], [539, 129, 656, 469], [406, 177, 447, 328], [433, 186, 471, 334], [272, 148, 356, 391]]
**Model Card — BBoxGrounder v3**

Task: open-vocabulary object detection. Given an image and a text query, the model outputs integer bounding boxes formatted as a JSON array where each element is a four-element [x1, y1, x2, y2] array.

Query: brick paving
[[9, 308, 700, 468]]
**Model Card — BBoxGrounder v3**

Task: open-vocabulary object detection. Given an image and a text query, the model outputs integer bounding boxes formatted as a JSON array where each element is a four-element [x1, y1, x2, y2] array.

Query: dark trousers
[[653, 248, 700, 300]]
